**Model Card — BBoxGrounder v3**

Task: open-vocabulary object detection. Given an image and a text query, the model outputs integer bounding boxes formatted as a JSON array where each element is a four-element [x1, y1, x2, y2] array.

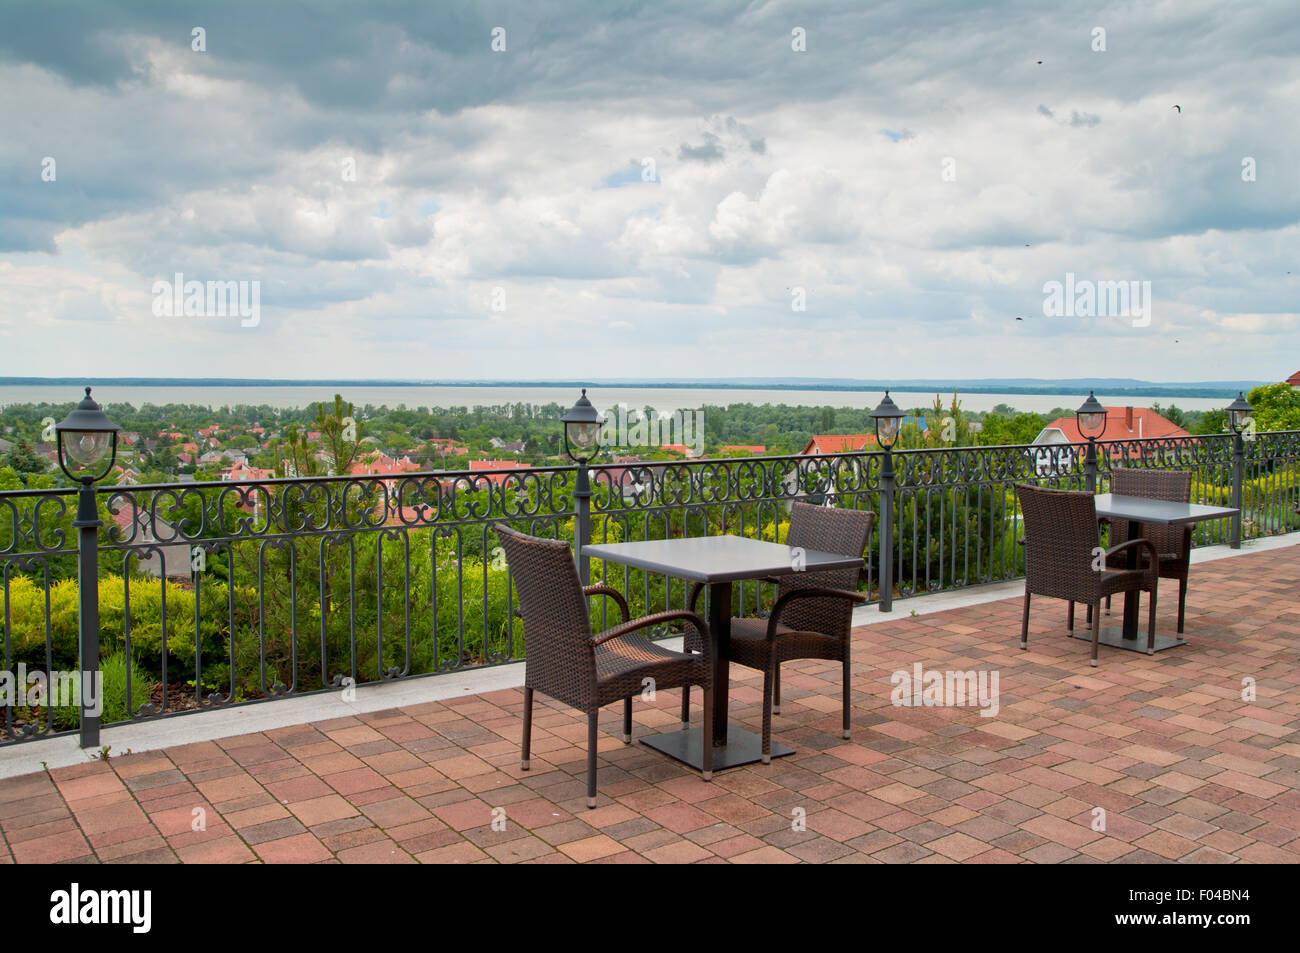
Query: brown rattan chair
[[680, 503, 873, 762], [1015, 484, 1159, 665], [1096, 468, 1194, 633], [494, 524, 714, 808]]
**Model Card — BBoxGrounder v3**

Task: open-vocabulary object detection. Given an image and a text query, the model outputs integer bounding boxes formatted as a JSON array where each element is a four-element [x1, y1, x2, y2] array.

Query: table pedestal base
[[1069, 627, 1187, 653], [641, 726, 794, 771]]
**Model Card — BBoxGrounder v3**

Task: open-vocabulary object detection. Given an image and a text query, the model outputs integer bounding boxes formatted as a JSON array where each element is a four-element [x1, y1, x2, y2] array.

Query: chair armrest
[[1104, 537, 1159, 568], [767, 586, 867, 640], [591, 609, 710, 651], [583, 584, 630, 623], [687, 581, 705, 614]]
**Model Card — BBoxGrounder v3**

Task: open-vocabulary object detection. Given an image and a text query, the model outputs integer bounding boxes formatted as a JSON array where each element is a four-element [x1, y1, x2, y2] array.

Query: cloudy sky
[[1, 0, 1297, 384]]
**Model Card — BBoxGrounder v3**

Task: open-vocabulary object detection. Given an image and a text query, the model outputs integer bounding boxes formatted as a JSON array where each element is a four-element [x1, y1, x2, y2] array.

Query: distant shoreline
[[0, 377, 1259, 399]]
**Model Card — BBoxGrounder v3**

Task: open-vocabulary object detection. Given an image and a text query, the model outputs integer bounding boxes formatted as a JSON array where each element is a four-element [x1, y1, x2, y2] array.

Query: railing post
[[73, 482, 101, 748], [1231, 431, 1244, 549], [574, 461, 592, 584], [1083, 437, 1098, 493], [878, 448, 895, 612]]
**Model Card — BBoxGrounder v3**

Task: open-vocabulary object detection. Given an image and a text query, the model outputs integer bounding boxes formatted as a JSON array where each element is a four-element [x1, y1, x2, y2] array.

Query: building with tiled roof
[[467, 460, 530, 485], [800, 433, 877, 455], [1036, 406, 1190, 444], [1286, 369, 1300, 388], [221, 460, 276, 482], [1030, 406, 1191, 476]]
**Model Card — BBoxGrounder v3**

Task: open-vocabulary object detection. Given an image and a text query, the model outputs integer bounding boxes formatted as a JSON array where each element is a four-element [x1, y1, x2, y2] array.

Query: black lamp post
[[1075, 391, 1108, 492], [561, 389, 604, 584], [870, 391, 904, 612], [54, 387, 121, 748], [1226, 391, 1253, 549]]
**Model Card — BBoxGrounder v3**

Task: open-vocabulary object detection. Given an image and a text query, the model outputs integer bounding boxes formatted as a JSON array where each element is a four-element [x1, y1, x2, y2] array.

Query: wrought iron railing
[[2, 430, 1297, 745]]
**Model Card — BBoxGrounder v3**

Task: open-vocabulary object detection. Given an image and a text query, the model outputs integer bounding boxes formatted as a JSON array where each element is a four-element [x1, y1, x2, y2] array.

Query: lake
[[0, 384, 1228, 416]]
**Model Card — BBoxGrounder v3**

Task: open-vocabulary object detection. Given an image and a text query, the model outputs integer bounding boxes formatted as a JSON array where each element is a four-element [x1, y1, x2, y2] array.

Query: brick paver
[[2, 545, 1297, 863]]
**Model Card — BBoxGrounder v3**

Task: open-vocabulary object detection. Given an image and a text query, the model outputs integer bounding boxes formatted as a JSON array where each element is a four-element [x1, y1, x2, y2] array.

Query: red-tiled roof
[[221, 460, 276, 482], [467, 460, 530, 485], [660, 444, 699, 457], [1286, 370, 1300, 387], [1041, 406, 1191, 442], [349, 453, 421, 477], [801, 434, 877, 455]]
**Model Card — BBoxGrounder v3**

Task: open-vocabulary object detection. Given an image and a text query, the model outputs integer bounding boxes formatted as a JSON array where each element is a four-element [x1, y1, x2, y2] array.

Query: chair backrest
[[1015, 484, 1101, 596], [1108, 468, 1192, 555], [1110, 467, 1192, 502], [494, 524, 595, 701], [777, 502, 875, 639]]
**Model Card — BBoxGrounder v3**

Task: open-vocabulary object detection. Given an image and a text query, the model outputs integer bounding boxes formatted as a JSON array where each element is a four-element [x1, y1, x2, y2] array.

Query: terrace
[[1, 421, 1298, 863], [2, 540, 1297, 864]]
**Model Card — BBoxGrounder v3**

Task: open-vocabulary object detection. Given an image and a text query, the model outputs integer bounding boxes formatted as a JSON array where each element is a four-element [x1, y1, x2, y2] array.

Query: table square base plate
[[1069, 627, 1187, 653], [641, 726, 795, 771]]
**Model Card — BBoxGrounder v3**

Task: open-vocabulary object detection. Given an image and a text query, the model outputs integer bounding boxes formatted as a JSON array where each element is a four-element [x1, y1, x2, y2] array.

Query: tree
[[1245, 382, 1300, 432], [3, 439, 47, 477], [277, 394, 364, 477]]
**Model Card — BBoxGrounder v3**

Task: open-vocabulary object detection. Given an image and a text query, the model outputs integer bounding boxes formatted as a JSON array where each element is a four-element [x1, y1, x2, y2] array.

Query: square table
[[583, 535, 865, 771], [1078, 494, 1239, 653]]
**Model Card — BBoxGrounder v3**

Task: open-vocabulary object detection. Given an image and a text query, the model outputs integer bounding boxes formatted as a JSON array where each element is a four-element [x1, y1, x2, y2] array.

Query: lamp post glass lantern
[[1075, 390, 1107, 492], [1225, 392, 1253, 549], [870, 391, 905, 450], [54, 387, 120, 750], [1226, 391, 1253, 433], [561, 389, 605, 585], [1075, 390, 1108, 441], [561, 388, 604, 463], [55, 387, 121, 484], [869, 391, 904, 613]]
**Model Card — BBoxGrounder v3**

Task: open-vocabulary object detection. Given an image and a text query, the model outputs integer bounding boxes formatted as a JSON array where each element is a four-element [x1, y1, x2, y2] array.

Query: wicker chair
[[494, 524, 714, 808], [1015, 484, 1159, 665], [1097, 468, 1194, 633], [680, 503, 873, 762]]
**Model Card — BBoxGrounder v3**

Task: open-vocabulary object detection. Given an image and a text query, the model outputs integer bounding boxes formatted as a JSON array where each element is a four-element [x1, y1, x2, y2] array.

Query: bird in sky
[[1016, 316, 1024, 321], [1173, 104, 1181, 112]]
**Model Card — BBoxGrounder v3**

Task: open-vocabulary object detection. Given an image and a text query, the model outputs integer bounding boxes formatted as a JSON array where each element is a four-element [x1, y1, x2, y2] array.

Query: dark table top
[[583, 535, 864, 583], [1093, 493, 1239, 526]]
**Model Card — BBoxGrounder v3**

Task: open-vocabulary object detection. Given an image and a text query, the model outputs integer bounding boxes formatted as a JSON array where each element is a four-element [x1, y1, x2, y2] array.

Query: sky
[[0, 0, 1297, 384]]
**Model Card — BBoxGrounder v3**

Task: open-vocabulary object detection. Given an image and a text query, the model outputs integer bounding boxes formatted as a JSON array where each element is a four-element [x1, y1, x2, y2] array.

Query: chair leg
[[1090, 600, 1101, 667], [1177, 577, 1187, 634], [622, 697, 633, 743], [520, 687, 533, 771], [1067, 601, 1074, 632], [1085, 602, 1092, 625], [841, 656, 851, 740], [772, 664, 781, 715], [760, 661, 776, 764], [1020, 591, 1031, 649], [680, 685, 690, 730], [1105, 594, 1111, 615], [585, 710, 599, 809], [1147, 586, 1158, 655], [700, 684, 714, 782]]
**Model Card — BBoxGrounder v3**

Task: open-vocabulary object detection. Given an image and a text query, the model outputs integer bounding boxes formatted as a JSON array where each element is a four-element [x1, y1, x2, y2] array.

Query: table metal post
[[707, 581, 731, 747]]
